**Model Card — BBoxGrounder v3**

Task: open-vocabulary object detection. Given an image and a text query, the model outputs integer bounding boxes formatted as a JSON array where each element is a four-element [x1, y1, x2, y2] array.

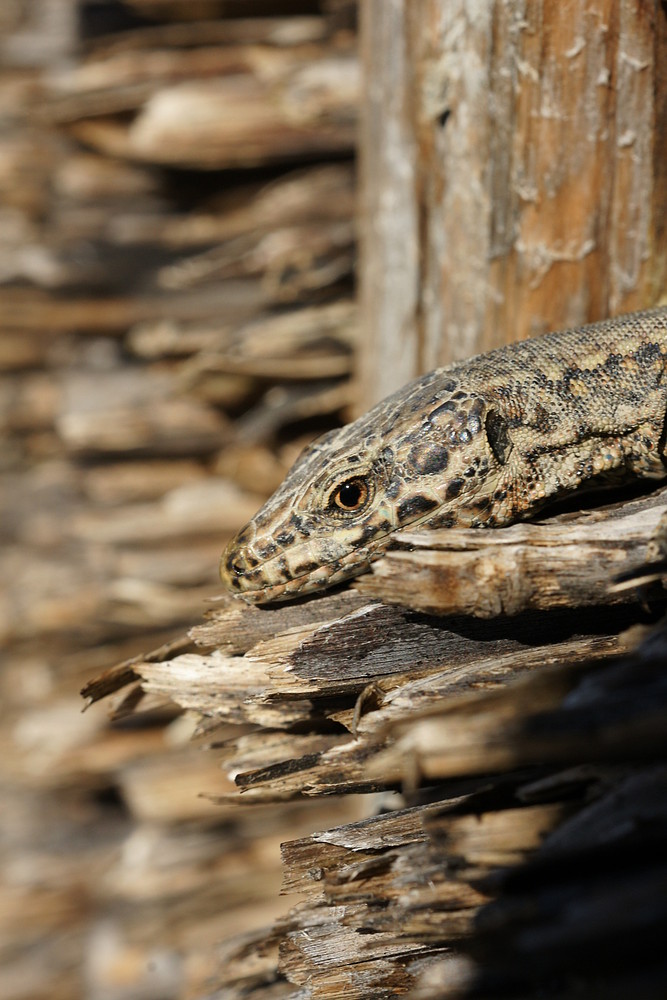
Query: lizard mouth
[[220, 541, 377, 604], [220, 502, 447, 604]]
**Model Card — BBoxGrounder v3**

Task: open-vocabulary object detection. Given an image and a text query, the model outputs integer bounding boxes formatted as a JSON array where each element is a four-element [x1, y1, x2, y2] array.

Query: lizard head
[[220, 370, 507, 603]]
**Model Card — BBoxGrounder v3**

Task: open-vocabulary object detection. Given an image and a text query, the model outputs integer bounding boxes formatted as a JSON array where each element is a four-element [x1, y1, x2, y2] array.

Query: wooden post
[[358, 0, 667, 407]]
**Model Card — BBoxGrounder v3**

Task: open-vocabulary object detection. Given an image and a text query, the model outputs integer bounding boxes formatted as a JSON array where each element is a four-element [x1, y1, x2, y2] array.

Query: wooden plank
[[358, 0, 667, 405]]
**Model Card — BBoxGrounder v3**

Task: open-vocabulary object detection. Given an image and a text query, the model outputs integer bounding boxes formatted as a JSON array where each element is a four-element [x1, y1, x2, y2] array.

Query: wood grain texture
[[87, 531, 667, 997], [357, 484, 667, 617], [358, 0, 667, 405]]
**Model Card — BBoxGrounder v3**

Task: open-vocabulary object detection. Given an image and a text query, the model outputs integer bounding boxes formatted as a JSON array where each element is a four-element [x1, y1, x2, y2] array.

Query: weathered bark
[[358, 484, 667, 617], [359, 0, 667, 405], [86, 538, 667, 1000], [85, 484, 667, 802]]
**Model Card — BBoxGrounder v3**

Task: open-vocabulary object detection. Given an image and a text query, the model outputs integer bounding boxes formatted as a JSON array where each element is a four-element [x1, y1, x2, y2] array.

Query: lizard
[[220, 306, 667, 604]]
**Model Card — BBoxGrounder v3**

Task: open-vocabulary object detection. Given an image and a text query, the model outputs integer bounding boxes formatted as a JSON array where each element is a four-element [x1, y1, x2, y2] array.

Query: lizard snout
[[219, 527, 259, 595]]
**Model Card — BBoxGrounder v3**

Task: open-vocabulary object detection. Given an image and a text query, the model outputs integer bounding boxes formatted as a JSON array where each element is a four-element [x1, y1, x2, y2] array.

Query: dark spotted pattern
[[409, 444, 449, 475], [485, 410, 513, 465], [429, 400, 458, 420], [446, 478, 465, 500], [396, 494, 440, 522], [254, 539, 277, 560], [220, 307, 667, 603]]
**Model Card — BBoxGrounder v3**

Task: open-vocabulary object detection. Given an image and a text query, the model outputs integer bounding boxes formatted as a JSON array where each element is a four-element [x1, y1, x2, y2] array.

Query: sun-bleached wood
[[358, 0, 667, 406]]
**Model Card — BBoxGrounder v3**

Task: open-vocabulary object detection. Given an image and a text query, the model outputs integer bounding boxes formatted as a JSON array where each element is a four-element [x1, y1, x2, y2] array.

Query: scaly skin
[[221, 307, 667, 603]]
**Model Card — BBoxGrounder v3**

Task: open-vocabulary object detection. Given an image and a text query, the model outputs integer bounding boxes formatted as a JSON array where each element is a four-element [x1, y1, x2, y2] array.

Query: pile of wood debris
[[87, 484, 667, 998]]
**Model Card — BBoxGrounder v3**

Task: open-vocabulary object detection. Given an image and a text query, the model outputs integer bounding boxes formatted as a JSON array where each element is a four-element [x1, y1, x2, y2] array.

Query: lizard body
[[221, 307, 667, 604]]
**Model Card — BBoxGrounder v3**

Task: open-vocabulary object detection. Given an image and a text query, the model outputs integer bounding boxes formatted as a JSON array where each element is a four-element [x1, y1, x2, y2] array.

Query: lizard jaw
[[219, 540, 379, 604]]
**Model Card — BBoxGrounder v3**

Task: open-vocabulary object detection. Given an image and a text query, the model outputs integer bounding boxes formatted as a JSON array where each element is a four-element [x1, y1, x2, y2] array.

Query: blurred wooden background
[[1, 3, 362, 998]]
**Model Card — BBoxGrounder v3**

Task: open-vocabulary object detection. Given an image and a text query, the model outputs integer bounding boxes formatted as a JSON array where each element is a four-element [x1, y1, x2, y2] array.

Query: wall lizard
[[221, 307, 667, 603]]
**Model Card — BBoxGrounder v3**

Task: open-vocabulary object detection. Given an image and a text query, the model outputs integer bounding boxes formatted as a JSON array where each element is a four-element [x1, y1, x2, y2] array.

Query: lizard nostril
[[220, 536, 249, 588], [220, 525, 263, 593]]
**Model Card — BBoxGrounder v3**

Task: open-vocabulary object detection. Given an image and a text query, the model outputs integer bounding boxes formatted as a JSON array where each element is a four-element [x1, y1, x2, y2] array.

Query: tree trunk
[[358, 0, 667, 406]]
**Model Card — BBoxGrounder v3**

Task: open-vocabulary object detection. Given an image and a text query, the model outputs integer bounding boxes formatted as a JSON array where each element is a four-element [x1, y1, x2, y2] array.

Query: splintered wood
[[84, 483, 667, 999], [358, 484, 667, 616]]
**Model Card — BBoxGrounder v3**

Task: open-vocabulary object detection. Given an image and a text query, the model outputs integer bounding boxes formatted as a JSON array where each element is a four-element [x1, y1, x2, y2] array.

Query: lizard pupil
[[333, 478, 368, 512]]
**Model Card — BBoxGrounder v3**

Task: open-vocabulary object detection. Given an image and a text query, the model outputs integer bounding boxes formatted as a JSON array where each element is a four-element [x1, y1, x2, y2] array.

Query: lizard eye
[[330, 476, 370, 513]]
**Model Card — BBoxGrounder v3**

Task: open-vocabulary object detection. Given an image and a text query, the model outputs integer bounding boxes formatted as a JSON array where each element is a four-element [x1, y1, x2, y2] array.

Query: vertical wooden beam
[[358, 0, 667, 408], [358, 0, 421, 408]]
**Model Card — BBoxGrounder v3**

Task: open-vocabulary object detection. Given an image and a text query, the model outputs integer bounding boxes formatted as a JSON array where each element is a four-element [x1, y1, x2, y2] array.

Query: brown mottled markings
[[276, 554, 290, 576], [289, 513, 310, 536], [485, 410, 513, 465], [634, 342, 662, 365], [429, 400, 459, 420], [473, 496, 491, 512], [254, 539, 277, 560], [445, 478, 464, 500], [409, 444, 449, 475], [532, 402, 551, 430], [360, 522, 383, 542], [291, 558, 318, 576], [396, 494, 440, 522]]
